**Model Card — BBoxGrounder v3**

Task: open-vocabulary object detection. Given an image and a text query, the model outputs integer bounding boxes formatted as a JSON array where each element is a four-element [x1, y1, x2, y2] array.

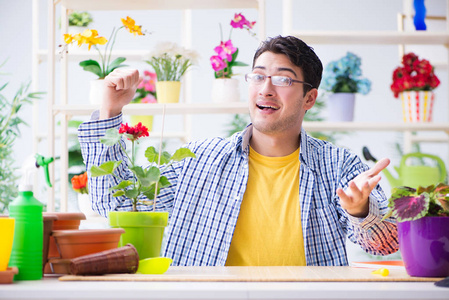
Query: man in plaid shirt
[[79, 36, 398, 266]]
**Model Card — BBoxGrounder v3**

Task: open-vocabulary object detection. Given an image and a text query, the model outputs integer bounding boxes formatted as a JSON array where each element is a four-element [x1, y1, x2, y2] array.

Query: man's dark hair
[[253, 35, 323, 95]]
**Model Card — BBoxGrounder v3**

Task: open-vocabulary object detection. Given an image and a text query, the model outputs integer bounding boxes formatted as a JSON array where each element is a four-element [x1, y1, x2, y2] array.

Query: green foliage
[[384, 183, 449, 222], [0, 68, 43, 213], [91, 127, 196, 211], [68, 11, 93, 27]]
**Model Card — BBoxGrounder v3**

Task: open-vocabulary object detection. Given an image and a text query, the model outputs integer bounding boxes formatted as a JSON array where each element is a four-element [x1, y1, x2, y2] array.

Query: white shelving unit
[[33, 0, 266, 212], [282, 0, 449, 153], [33, 0, 449, 212]]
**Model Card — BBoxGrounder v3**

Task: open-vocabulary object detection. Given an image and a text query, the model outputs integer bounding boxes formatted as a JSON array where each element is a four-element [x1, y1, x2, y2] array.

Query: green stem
[[106, 26, 123, 74]]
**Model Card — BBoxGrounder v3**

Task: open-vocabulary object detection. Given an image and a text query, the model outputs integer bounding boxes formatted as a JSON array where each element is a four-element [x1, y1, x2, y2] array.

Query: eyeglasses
[[245, 73, 314, 88]]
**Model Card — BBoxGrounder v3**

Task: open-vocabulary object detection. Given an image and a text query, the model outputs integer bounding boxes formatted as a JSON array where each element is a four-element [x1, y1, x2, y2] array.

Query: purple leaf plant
[[384, 183, 449, 222]]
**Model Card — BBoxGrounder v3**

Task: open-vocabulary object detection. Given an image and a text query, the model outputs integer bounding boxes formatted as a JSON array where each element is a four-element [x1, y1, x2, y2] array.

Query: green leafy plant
[[145, 42, 199, 81], [90, 122, 196, 212], [0, 62, 43, 213], [68, 11, 93, 27], [384, 183, 449, 222]]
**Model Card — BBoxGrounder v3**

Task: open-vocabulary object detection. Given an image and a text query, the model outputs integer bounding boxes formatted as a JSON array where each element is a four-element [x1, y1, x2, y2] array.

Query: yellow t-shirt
[[225, 146, 306, 266]]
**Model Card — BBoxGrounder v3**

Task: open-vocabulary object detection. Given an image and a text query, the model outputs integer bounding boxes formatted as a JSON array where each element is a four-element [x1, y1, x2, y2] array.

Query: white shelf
[[38, 49, 147, 62], [291, 31, 449, 45], [302, 122, 449, 133], [61, 0, 260, 11], [53, 102, 250, 115]]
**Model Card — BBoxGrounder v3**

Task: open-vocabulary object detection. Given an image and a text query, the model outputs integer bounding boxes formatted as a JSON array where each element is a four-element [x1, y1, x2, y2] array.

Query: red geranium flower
[[119, 122, 149, 141], [71, 172, 88, 194], [390, 52, 440, 98]]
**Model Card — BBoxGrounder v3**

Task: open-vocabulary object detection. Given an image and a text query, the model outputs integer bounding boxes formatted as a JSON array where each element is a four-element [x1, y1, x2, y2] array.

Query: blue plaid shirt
[[79, 112, 398, 266]]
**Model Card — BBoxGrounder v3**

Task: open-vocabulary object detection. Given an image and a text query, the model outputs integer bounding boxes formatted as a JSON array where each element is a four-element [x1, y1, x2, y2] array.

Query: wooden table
[[0, 267, 448, 300]]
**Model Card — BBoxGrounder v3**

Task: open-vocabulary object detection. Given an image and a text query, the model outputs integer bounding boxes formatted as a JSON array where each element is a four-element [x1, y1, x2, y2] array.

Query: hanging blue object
[[413, 0, 427, 30]]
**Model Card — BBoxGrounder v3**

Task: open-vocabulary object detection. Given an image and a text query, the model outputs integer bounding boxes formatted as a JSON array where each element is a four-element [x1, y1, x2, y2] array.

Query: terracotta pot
[[48, 258, 72, 275], [42, 214, 58, 271], [52, 228, 125, 259], [43, 212, 86, 274]]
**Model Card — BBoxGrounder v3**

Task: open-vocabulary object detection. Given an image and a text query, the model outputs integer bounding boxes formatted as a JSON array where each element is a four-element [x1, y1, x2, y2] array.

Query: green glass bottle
[[9, 190, 43, 280]]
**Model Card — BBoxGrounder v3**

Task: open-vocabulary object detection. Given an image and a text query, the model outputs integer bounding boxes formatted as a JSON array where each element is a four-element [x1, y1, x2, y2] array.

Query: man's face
[[248, 52, 315, 136]]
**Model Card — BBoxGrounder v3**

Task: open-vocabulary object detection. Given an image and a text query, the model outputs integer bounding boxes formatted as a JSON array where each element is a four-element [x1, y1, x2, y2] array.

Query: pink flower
[[141, 94, 157, 104], [230, 13, 256, 30], [138, 70, 157, 92], [214, 40, 236, 62], [210, 55, 227, 72]]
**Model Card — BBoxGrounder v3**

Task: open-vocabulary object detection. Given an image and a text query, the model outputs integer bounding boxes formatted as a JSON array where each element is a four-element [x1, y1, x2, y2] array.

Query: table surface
[[0, 267, 448, 300]]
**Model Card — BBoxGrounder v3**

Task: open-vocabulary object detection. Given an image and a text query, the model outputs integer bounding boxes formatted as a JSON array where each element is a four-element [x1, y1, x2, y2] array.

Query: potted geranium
[[144, 42, 199, 103], [130, 70, 157, 131], [90, 121, 195, 259], [321, 52, 371, 122], [210, 13, 256, 103], [385, 183, 449, 277], [63, 16, 147, 105], [390, 52, 440, 122]]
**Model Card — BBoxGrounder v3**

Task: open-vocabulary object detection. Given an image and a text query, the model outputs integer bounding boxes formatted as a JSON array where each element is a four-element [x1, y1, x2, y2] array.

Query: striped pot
[[400, 91, 435, 122]]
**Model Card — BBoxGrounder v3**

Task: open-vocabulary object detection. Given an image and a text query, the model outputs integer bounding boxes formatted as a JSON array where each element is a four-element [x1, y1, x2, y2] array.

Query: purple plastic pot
[[398, 216, 449, 277]]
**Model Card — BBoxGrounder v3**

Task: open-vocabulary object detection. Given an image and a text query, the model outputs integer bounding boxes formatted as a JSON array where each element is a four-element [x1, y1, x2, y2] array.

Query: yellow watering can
[[362, 147, 447, 189]]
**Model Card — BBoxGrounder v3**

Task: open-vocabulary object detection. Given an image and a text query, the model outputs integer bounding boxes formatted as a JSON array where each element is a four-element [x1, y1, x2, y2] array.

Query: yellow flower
[[78, 29, 107, 50], [121, 16, 143, 36], [63, 33, 74, 44]]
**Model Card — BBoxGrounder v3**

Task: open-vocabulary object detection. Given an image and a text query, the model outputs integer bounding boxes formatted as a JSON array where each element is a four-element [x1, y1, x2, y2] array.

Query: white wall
[[0, 0, 447, 259]]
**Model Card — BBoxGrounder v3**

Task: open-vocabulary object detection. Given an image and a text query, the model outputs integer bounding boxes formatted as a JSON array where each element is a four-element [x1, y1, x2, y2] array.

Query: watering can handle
[[400, 153, 448, 183]]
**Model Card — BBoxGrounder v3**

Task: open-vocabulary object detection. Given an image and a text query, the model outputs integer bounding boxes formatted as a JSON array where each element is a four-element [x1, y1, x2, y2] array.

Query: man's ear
[[304, 89, 318, 110]]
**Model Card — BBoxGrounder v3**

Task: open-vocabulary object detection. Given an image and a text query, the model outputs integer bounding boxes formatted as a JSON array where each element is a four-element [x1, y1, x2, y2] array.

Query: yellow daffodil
[[121, 16, 143, 36]]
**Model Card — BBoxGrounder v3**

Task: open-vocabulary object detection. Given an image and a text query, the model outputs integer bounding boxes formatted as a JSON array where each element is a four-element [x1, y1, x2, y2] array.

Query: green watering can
[[362, 147, 447, 189]]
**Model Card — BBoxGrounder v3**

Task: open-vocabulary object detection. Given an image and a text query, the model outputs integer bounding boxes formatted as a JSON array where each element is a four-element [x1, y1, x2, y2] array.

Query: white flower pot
[[89, 79, 104, 105], [211, 78, 240, 103], [77, 193, 100, 218], [327, 93, 356, 122]]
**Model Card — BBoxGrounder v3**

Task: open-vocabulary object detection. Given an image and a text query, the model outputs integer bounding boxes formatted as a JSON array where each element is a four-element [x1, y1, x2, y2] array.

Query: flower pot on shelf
[[327, 93, 356, 122], [108, 211, 168, 260], [155, 81, 181, 103], [211, 78, 240, 103], [130, 115, 154, 131], [398, 216, 449, 277], [400, 91, 434, 123], [89, 79, 105, 105]]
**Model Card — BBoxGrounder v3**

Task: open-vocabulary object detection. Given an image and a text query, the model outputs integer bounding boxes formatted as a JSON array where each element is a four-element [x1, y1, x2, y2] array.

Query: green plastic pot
[[108, 211, 168, 260]]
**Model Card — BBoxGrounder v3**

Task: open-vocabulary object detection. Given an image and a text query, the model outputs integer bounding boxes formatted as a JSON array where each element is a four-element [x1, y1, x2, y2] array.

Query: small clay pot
[[43, 212, 86, 274], [53, 228, 125, 259], [48, 258, 72, 275], [71, 244, 139, 275], [43, 214, 58, 271]]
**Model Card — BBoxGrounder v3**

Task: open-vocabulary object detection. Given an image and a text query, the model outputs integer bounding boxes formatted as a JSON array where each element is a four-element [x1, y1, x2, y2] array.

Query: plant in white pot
[[384, 183, 449, 277], [90, 118, 195, 261], [209, 13, 256, 103], [321, 52, 371, 122], [62, 16, 147, 105]]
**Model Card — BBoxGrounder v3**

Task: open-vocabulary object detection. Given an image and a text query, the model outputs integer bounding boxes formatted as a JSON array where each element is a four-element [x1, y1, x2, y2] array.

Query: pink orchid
[[138, 70, 157, 92], [214, 40, 236, 62], [210, 55, 227, 72], [230, 13, 247, 29]]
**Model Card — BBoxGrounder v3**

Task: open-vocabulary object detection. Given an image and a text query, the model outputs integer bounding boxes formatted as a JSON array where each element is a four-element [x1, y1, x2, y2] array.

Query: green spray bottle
[[9, 154, 54, 280]]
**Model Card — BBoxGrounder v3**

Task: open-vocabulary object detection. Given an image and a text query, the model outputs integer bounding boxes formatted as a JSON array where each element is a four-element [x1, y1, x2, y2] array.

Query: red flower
[[119, 122, 149, 141], [390, 52, 440, 98], [71, 172, 88, 194]]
